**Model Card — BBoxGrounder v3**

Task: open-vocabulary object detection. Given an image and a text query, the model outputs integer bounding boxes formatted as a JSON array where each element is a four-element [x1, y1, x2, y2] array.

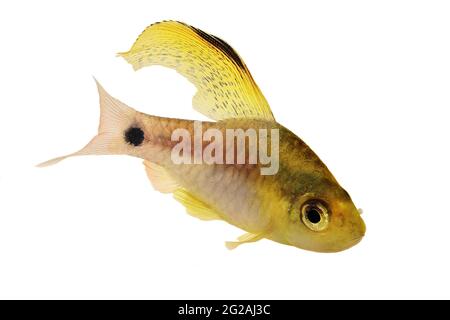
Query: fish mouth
[[347, 236, 364, 247]]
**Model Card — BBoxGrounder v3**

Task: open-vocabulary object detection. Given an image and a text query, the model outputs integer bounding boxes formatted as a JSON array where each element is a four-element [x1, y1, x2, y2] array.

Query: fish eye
[[300, 200, 329, 231]]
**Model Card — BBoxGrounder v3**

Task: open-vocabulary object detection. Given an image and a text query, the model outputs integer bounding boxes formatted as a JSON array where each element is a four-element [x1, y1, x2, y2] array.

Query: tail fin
[[37, 79, 136, 167]]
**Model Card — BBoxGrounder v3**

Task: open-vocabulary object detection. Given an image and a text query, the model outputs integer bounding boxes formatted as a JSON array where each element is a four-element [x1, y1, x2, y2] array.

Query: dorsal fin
[[119, 21, 275, 121]]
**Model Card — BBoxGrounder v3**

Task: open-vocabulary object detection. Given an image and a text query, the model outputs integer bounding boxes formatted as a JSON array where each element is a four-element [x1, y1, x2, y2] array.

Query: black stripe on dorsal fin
[[188, 25, 246, 70]]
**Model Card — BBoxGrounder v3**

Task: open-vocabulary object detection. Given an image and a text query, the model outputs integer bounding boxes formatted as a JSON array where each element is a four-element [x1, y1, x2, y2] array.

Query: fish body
[[40, 21, 365, 252]]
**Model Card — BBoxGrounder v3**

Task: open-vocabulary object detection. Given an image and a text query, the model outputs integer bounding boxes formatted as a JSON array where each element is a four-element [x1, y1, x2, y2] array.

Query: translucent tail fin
[[37, 79, 137, 167]]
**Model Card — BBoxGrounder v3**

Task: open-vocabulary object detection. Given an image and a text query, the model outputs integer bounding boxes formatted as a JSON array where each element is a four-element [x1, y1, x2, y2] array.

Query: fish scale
[[137, 115, 273, 232]]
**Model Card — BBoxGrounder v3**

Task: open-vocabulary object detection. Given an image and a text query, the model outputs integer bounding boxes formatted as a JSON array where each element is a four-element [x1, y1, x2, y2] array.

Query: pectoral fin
[[225, 232, 266, 250]]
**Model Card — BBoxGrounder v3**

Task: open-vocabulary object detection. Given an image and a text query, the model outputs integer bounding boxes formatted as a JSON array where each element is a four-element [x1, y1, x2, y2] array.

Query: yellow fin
[[173, 188, 221, 221], [225, 232, 266, 250], [143, 161, 179, 193], [119, 21, 274, 121]]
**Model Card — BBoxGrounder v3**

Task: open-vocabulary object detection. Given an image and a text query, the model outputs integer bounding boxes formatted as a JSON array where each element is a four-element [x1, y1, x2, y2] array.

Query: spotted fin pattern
[[119, 21, 274, 121]]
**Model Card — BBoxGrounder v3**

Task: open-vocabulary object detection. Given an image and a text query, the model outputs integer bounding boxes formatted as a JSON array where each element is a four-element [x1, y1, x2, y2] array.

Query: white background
[[0, 0, 449, 299]]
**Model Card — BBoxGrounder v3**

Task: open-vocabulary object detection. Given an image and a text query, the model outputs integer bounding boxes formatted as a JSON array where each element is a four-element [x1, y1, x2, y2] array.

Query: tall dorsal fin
[[119, 21, 275, 121]]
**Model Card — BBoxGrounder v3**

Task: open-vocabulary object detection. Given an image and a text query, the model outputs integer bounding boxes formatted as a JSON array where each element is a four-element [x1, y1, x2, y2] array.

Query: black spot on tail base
[[124, 127, 144, 146]]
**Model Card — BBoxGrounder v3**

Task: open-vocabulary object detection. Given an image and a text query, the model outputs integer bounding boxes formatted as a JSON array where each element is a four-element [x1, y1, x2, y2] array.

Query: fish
[[39, 21, 365, 252]]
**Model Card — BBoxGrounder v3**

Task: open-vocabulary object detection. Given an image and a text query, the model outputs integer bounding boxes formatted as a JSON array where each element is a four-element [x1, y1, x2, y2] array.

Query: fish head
[[282, 179, 365, 253]]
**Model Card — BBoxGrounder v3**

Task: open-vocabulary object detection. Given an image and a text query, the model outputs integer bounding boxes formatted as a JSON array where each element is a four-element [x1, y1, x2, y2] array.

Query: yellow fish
[[39, 21, 365, 252]]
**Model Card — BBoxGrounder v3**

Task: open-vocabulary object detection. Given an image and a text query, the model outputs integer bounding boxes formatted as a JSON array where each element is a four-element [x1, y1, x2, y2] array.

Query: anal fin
[[143, 161, 179, 193], [173, 189, 222, 221]]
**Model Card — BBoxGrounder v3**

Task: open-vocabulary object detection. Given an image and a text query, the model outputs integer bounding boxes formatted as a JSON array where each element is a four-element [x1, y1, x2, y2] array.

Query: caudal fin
[[37, 79, 137, 167]]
